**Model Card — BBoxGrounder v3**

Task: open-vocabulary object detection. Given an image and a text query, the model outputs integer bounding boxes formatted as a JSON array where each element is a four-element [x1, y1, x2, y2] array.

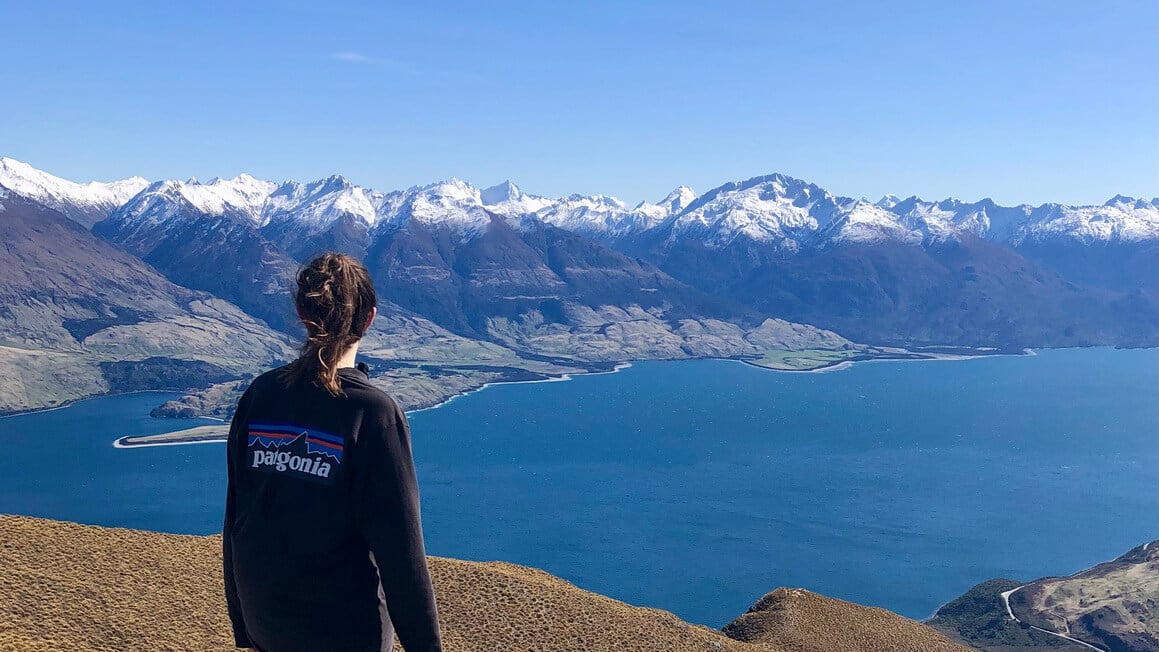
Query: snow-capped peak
[[1104, 194, 1158, 211], [111, 174, 279, 231], [668, 173, 842, 249], [824, 198, 959, 245], [0, 157, 149, 226], [416, 178, 480, 203], [480, 180, 522, 205], [536, 193, 647, 239], [480, 180, 557, 217], [205, 174, 278, 214], [375, 178, 496, 234], [1014, 196, 1159, 245], [874, 194, 901, 209], [628, 187, 699, 229], [877, 193, 1159, 246], [262, 176, 382, 230], [660, 186, 697, 214]]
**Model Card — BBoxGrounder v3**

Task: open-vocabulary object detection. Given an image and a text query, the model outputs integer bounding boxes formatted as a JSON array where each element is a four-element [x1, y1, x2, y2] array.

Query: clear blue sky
[[3, 0, 1155, 205]]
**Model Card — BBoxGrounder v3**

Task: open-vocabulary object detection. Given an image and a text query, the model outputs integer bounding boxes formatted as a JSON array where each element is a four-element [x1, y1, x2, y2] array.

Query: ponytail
[[280, 253, 377, 396]]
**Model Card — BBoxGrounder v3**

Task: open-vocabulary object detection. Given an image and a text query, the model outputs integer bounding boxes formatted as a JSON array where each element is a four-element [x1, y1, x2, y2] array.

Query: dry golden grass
[[0, 515, 970, 651], [724, 588, 973, 652]]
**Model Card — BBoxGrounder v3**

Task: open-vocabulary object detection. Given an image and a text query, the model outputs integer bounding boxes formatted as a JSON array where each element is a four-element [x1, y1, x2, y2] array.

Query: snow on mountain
[[204, 174, 278, 218], [822, 200, 932, 246], [666, 173, 1159, 251], [374, 180, 696, 240], [1016, 197, 1159, 245], [897, 198, 1033, 242], [535, 194, 630, 236], [882, 195, 1159, 246], [479, 180, 519, 206], [374, 179, 499, 236], [874, 194, 902, 210], [263, 176, 384, 228], [7, 158, 1156, 250], [667, 174, 846, 250], [479, 180, 556, 216], [536, 186, 698, 239], [632, 186, 699, 226], [109, 173, 519, 242], [381, 179, 686, 239], [113, 175, 278, 230], [674, 174, 1073, 250], [0, 157, 148, 227], [661, 186, 698, 214], [631, 200, 669, 225]]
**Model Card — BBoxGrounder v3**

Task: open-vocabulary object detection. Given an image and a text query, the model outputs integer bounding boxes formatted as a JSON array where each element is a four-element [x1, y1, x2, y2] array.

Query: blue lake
[[0, 347, 1155, 627]]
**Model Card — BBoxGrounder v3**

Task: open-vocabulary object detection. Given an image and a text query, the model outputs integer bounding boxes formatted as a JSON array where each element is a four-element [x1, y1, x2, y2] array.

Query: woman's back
[[223, 253, 442, 652]]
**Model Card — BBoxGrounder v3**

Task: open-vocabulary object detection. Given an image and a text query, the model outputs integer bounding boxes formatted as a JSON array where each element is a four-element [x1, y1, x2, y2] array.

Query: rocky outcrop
[[0, 515, 971, 652]]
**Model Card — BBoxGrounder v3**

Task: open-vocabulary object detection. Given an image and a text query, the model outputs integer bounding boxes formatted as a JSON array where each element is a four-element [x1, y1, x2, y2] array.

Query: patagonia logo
[[247, 421, 345, 482]]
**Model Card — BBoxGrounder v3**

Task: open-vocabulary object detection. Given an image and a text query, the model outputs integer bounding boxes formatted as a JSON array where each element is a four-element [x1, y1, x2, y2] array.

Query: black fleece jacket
[[223, 363, 442, 652]]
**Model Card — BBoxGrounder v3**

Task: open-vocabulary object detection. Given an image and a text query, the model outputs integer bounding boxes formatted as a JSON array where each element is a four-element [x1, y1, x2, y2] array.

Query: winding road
[[999, 586, 1107, 651]]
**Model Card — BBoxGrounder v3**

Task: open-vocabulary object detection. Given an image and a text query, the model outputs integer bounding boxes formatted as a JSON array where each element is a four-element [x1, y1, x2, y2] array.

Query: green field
[[748, 348, 869, 371]]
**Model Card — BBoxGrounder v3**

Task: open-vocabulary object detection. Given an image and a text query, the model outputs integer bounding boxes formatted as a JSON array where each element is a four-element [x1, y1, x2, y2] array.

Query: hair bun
[[285, 253, 378, 397]]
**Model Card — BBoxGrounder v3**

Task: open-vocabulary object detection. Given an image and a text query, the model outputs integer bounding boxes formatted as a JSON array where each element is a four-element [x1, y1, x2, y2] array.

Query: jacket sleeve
[[223, 392, 253, 649], [351, 398, 443, 652]]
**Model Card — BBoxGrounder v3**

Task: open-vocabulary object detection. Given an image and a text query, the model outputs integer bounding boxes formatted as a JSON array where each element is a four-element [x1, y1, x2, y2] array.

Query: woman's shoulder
[[338, 369, 404, 418], [246, 364, 294, 393], [243, 364, 403, 420]]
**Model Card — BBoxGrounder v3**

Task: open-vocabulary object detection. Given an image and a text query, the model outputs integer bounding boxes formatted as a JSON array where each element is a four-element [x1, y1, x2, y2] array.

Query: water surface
[[0, 348, 1154, 626]]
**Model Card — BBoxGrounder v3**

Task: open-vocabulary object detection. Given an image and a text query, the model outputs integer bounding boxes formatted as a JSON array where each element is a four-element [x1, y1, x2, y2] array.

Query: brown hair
[[280, 253, 377, 396]]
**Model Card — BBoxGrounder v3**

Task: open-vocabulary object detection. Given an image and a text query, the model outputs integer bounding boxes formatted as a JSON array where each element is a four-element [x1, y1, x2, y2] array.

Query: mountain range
[[0, 157, 1154, 414]]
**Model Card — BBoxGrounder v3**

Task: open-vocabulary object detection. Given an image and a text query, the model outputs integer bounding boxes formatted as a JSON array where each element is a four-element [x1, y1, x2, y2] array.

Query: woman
[[223, 253, 443, 652]]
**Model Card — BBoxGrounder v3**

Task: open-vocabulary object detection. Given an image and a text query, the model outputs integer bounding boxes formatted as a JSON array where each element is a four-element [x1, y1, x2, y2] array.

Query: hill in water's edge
[[927, 541, 1159, 652], [0, 515, 971, 652]]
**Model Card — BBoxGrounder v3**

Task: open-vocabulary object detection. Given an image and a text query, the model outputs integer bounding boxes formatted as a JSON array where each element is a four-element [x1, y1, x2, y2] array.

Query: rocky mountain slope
[[881, 193, 1159, 299], [0, 515, 974, 652], [648, 232, 1156, 348], [91, 178, 304, 333], [0, 191, 293, 414]]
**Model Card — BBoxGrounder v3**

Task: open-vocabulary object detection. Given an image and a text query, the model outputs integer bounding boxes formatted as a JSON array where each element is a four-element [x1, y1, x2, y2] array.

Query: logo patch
[[247, 421, 345, 483]]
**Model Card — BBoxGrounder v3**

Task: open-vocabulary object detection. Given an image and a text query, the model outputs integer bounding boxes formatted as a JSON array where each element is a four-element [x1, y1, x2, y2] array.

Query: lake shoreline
[[113, 362, 639, 448], [111, 347, 1025, 448], [0, 389, 195, 420], [740, 345, 1030, 374]]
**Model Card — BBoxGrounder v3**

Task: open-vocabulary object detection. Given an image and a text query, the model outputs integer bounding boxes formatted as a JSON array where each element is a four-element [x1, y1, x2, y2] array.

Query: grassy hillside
[[0, 515, 972, 652]]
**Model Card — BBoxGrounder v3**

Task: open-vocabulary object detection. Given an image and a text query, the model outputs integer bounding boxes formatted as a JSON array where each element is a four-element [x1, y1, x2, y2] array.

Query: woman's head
[[282, 252, 377, 396]]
